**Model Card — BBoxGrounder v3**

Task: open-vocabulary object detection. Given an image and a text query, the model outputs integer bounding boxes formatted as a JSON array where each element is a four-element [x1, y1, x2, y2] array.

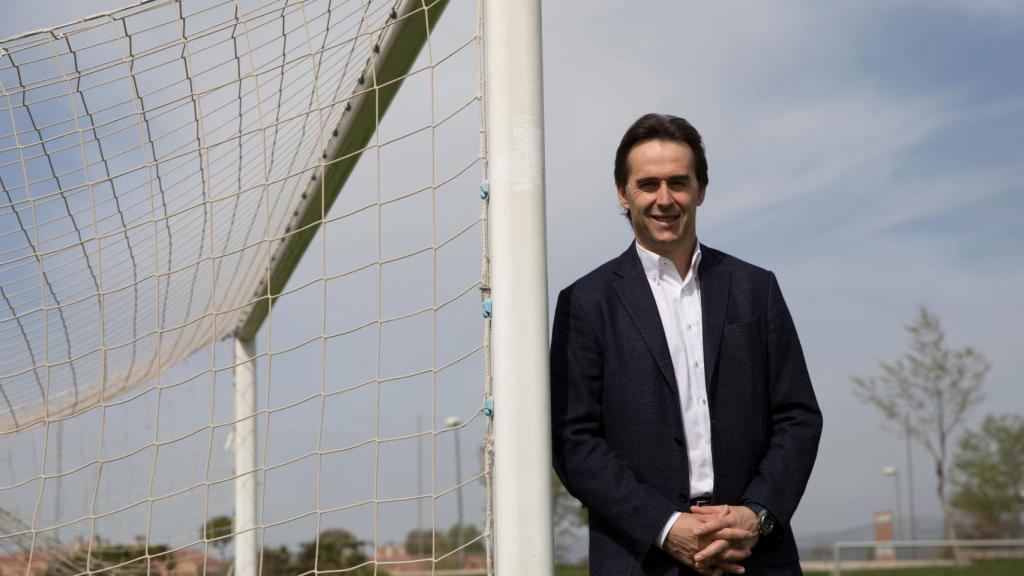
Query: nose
[[655, 181, 673, 206]]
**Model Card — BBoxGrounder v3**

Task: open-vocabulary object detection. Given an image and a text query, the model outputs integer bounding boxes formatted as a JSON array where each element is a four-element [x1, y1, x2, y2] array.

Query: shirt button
[[701, 398, 707, 405], [694, 361, 701, 368]]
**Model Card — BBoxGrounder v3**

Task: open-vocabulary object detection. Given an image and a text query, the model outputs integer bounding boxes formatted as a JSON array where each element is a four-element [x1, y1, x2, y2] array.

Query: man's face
[[617, 139, 705, 258]]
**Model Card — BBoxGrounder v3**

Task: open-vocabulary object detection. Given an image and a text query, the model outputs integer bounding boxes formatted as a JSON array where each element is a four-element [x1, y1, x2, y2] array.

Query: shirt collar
[[635, 241, 702, 285]]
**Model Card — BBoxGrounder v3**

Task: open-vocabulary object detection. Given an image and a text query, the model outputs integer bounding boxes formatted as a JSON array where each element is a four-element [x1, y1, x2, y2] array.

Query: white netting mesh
[[0, 0, 489, 572]]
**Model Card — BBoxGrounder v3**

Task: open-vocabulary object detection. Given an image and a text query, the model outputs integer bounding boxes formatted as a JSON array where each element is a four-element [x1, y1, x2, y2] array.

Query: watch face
[[759, 512, 775, 535]]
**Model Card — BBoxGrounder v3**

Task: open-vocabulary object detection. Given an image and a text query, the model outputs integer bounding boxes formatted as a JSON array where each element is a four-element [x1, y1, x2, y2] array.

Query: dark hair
[[613, 113, 709, 190]]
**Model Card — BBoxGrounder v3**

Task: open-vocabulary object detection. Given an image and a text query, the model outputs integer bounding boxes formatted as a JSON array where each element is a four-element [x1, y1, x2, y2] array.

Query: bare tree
[[852, 307, 988, 544]]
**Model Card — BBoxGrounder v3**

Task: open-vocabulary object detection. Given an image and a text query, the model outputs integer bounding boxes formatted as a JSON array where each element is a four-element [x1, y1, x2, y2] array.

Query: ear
[[697, 185, 706, 206], [617, 186, 630, 210]]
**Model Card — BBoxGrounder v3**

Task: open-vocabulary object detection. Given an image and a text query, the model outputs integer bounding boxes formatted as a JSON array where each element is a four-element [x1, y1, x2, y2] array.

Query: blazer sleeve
[[741, 272, 823, 528], [550, 285, 678, 557]]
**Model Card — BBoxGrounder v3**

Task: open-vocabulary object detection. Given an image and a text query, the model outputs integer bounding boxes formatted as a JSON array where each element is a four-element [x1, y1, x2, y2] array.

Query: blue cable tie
[[482, 298, 492, 318], [484, 396, 494, 417], [480, 180, 490, 200]]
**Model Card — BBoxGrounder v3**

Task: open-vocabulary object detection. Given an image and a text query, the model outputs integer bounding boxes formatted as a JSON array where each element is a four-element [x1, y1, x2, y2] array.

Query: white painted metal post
[[483, 0, 553, 573], [234, 338, 258, 576]]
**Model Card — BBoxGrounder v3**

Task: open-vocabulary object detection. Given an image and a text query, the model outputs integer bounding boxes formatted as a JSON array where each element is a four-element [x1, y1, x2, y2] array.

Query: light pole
[[444, 416, 464, 568], [417, 413, 424, 555], [904, 419, 918, 540], [884, 466, 903, 541]]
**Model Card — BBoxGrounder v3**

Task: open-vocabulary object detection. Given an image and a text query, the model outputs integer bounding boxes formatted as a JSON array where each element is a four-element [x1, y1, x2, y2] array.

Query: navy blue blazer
[[551, 243, 822, 576]]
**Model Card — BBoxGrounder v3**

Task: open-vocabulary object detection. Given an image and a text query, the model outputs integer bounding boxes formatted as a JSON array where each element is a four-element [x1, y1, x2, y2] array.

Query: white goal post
[[483, 0, 553, 573]]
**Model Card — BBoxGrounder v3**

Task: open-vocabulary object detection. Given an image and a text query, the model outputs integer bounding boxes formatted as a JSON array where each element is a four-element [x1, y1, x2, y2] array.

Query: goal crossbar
[[234, 0, 449, 342]]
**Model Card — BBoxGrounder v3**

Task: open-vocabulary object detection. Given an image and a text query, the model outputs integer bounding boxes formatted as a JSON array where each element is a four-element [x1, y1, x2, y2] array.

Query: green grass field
[[548, 558, 1024, 576], [805, 558, 1024, 576]]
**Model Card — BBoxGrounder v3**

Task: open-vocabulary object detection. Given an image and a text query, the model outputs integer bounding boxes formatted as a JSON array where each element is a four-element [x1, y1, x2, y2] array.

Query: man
[[551, 114, 822, 576]]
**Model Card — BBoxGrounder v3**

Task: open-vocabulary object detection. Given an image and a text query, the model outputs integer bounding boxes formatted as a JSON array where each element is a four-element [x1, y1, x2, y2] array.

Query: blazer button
[[678, 492, 687, 503], [674, 436, 684, 446]]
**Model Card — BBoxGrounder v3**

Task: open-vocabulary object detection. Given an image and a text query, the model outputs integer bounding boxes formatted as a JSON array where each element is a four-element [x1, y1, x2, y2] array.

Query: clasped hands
[[663, 505, 759, 576]]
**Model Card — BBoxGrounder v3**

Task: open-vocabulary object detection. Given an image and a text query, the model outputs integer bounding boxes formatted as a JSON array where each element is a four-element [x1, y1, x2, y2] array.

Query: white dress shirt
[[635, 242, 714, 547]]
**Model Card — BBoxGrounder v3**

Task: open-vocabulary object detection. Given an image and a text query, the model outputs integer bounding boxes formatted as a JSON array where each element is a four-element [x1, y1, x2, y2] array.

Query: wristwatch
[[744, 502, 776, 536]]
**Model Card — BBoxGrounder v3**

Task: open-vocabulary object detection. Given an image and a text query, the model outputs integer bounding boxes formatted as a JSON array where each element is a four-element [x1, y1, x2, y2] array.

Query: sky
[[1, 0, 1023, 559], [540, 0, 1024, 546], [0, 0, 489, 557]]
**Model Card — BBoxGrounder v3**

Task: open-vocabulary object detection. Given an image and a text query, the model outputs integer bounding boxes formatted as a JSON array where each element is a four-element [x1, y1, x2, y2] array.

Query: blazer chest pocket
[[717, 315, 767, 434], [719, 315, 765, 379], [722, 315, 763, 349]]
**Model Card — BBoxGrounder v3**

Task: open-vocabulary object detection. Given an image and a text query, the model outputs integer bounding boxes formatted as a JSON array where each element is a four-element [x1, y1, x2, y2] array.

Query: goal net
[[0, 0, 498, 573]]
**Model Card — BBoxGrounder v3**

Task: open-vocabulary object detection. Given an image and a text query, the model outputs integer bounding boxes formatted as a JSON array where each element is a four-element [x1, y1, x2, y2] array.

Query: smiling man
[[551, 113, 822, 576]]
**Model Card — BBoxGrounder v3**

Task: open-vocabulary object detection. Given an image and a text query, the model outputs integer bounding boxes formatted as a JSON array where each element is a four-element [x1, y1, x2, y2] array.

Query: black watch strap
[[744, 502, 776, 536]]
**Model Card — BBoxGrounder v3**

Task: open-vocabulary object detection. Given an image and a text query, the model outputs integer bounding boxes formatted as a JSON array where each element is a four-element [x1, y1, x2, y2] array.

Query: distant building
[[873, 510, 895, 560], [0, 545, 227, 576], [0, 550, 47, 576], [376, 542, 485, 574]]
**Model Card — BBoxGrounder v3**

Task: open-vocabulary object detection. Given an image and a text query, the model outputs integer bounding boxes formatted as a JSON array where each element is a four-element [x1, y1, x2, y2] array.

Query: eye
[[666, 177, 690, 191], [635, 179, 660, 192]]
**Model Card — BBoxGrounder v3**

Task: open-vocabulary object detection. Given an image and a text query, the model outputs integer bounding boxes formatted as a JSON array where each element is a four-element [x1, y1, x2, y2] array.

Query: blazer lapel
[[612, 243, 678, 396], [699, 245, 730, 393]]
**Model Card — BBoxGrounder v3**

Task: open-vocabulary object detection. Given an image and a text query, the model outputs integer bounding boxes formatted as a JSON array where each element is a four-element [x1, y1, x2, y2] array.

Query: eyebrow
[[635, 175, 690, 183]]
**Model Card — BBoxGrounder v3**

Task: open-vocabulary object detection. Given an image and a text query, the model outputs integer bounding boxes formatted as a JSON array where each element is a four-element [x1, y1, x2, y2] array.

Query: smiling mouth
[[650, 214, 680, 223]]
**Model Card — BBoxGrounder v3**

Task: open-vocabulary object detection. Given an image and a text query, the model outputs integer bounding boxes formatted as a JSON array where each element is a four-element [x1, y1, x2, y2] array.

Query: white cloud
[[705, 87, 958, 229], [544, 0, 1024, 538], [935, 0, 1024, 23]]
